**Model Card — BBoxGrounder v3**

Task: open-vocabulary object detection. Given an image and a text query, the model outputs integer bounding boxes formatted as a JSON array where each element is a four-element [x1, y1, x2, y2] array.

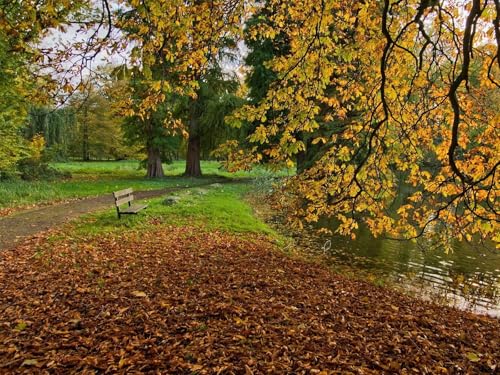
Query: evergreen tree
[[179, 67, 244, 176]]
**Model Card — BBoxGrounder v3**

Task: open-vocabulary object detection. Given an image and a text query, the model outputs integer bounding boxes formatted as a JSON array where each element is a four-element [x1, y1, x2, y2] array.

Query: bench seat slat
[[113, 188, 147, 218], [120, 204, 148, 214]]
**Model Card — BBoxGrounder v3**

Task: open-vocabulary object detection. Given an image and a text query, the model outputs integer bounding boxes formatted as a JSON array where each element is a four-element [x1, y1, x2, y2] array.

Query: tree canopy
[[226, 0, 500, 249], [1, 0, 498, 247]]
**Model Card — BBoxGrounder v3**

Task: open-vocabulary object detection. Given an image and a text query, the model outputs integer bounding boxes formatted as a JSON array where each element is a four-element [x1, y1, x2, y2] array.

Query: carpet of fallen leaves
[[0, 226, 499, 374]]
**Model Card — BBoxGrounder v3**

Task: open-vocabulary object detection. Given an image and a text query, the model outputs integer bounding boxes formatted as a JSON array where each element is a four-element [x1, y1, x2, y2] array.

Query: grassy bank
[[0, 160, 288, 210]]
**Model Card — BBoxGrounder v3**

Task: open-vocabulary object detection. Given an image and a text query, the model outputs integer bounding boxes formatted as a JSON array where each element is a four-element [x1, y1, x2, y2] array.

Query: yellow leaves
[[311, 137, 327, 145], [97, 0, 500, 247], [138, 24, 149, 35], [21, 359, 38, 367], [122, 107, 135, 117], [27, 135, 46, 161], [250, 125, 269, 144], [335, 214, 359, 238], [466, 352, 481, 362], [338, 146, 351, 162], [213, 141, 263, 173], [151, 81, 162, 91], [115, 0, 246, 120], [14, 321, 28, 332]]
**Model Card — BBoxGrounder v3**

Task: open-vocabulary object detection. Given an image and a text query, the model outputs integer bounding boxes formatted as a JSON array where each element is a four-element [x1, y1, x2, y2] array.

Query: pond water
[[302, 223, 500, 317]]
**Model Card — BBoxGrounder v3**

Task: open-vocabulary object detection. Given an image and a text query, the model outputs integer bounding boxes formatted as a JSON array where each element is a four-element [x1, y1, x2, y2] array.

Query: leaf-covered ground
[[0, 227, 498, 374]]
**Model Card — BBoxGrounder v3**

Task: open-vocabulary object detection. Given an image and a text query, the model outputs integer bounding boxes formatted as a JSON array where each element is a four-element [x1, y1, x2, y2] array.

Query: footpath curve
[[0, 180, 227, 251]]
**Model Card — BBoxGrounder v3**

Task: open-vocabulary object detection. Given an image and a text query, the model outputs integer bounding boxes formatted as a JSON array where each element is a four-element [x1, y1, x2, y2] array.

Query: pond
[[301, 223, 500, 317]]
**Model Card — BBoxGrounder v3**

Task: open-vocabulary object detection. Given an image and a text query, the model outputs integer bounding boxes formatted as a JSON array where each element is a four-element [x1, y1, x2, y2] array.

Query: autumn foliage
[[221, 0, 500, 248]]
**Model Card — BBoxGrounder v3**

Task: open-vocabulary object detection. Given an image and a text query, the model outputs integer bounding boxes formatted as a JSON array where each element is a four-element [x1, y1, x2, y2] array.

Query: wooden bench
[[113, 188, 148, 219]]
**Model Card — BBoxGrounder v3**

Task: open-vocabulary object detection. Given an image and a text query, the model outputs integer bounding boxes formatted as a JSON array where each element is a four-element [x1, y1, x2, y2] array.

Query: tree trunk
[[146, 147, 164, 178], [82, 107, 90, 161], [184, 100, 202, 177], [296, 149, 307, 174], [184, 134, 202, 177], [296, 135, 312, 174]]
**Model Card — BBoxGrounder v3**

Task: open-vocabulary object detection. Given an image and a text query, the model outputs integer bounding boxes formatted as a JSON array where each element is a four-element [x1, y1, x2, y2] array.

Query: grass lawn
[[0, 160, 290, 210], [66, 182, 281, 241]]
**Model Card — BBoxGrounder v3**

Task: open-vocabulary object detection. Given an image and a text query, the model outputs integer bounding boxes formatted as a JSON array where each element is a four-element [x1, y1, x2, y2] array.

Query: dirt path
[[0, 181, 225, 251]]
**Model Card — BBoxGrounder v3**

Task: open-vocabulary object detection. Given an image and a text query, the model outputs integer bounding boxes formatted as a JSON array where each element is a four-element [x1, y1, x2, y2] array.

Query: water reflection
[[308, 223, 500, 317]]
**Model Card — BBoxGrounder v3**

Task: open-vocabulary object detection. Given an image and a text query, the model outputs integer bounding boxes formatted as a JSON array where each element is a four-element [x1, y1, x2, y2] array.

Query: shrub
[[17, 135, 71, 181]]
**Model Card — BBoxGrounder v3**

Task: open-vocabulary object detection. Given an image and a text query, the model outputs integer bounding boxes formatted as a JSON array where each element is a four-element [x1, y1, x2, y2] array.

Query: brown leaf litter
[[0, 227, 498, 374]]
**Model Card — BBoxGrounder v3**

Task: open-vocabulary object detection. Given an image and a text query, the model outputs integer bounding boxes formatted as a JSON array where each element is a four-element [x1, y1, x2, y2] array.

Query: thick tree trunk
[[184, 100, 202, 177], [296, 149, 307, 174], [146, 147, 164, 178], [184, 134, 202, 177]]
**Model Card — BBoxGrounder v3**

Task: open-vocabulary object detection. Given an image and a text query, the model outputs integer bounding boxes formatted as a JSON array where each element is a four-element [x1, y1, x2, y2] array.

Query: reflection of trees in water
[[295, 217, 500, 316], [410, 265, 499, 314]]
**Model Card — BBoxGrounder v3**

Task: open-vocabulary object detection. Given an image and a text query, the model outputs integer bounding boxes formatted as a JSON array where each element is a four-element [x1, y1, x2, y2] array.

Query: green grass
[[0, 160, 292, 209], [0, 175, 218, 209], [69, 183, 281, 240], [51, 160, 292, 180]]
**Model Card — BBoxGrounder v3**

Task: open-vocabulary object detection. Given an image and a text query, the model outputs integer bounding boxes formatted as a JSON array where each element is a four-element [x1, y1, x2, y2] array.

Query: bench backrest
[[113, 188, 134, 207]]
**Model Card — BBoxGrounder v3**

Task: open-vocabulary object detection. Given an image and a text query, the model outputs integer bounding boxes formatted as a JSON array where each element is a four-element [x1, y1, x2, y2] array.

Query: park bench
[[113, 188, 148, 219]]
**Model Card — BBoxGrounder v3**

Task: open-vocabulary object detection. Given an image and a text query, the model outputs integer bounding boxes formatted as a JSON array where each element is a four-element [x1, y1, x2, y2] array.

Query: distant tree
[[0, 0, 87, 177], [67, 79, 139, 161], [115, 0, 245, 178], [122, 101, 182, 177], [26, 107, 76, 161], [119, 66, 182, 178], [119, 63, 243, 178], [0, 17, 33, 177]]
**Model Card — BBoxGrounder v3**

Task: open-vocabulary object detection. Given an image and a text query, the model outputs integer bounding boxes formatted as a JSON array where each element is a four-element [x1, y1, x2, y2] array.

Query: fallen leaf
[[14, 322, 27, 331], [466, 352, 480, 362], [21, 359, 38, 366]]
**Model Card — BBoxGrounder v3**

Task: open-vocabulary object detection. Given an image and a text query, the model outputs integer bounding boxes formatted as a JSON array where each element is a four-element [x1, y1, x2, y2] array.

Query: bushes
[[17, 158, 70, 181], [15, 135, 70, 181]]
